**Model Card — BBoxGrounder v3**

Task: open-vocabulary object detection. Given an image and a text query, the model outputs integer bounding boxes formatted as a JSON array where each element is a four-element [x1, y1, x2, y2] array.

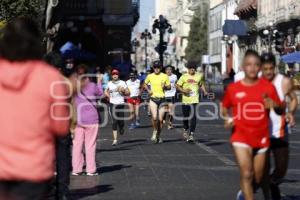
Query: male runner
[[165, 65, 178, 129], [144, 61, 171, 143], [176, 61, 208, 142], [221, 50, 284, 200], [126, 71, 142, 129], [261, 53, 298, 200]]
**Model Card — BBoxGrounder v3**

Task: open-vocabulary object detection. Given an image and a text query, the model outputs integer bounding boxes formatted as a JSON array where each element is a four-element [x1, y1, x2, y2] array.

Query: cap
[[152, 60, 161, 68], [112, 69, 119, 75]]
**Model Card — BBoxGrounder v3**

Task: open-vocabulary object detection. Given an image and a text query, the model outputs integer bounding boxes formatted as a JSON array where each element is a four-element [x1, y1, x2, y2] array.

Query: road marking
[[174, 129, 236, 166], [194, 141, 236, 166]]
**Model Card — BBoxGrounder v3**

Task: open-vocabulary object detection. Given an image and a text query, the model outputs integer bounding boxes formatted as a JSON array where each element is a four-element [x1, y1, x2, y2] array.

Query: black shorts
[[270, 138, 289, 149], [150, 97, 166, 106], [165, 96, 175, 103]]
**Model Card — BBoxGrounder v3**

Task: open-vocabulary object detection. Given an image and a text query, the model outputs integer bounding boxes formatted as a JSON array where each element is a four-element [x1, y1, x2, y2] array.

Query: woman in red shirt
[[221, 50, 283, 200]]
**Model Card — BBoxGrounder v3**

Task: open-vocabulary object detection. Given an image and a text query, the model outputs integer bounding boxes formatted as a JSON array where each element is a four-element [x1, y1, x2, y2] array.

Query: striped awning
[[234, 0, 257, 15]]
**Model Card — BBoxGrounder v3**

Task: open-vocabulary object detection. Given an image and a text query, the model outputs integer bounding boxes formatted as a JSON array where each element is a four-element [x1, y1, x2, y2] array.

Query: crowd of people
[[0, 17, 298, 200]]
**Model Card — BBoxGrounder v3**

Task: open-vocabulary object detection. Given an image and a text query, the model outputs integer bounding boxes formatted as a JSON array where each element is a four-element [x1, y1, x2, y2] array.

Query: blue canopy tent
[[59, 42, 97, 61], [281, 51, 300, 64]]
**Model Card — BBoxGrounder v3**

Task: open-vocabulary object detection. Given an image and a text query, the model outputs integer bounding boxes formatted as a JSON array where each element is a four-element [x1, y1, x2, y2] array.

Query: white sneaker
[[72, 172, 83, 176], [112, 140, 118, 146], [157, 138, 163, 144], [151, 130, 158, 142], [183, 129, 189, 140], [187, 134, 194, 143], [86, 172, 99, 176]]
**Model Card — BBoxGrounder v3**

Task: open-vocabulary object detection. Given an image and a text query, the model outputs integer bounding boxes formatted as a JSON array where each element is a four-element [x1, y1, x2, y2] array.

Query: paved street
[[68, 99, 300, 200]]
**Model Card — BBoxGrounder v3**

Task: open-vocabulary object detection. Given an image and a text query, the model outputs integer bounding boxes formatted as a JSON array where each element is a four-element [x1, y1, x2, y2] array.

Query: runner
[[261, 53, 298, 200], [126, 71, 142, 129], [105, 69, 130, 146], [164, 65, 178, 129], [144, 61, 171, 143], [221, 50, 284, 200], [176, 61, 208, 142]]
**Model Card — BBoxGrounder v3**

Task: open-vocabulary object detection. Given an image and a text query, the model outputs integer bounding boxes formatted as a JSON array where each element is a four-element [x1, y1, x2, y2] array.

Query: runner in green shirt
[[176, 61, 208, 142]]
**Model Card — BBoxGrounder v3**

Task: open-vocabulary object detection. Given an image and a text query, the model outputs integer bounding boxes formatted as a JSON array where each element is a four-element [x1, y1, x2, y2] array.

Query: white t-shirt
[[107, 80, 127, 104], [165, 74, 177, 98], [126, 79, 141, 98]]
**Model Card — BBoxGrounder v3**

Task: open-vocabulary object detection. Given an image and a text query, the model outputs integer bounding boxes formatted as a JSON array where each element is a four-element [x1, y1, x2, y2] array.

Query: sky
[[137, 0, 155, 32]]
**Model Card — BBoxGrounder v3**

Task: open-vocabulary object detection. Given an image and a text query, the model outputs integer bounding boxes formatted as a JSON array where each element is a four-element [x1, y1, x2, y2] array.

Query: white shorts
[[232, 142, 269, 154]]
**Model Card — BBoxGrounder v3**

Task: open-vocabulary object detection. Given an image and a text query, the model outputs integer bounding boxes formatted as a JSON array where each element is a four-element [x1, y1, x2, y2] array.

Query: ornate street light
[[141, 29, 152, 69], [152, 15, 173, 65]]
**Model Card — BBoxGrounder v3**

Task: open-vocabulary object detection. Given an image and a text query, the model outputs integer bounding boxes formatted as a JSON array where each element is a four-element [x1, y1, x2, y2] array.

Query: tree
[[185, 2, 209, 64], [0, 0, 45, 21]]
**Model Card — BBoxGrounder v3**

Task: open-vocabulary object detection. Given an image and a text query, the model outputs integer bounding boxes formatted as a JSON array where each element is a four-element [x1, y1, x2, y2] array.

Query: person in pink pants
[[72, 64, 103, 176]]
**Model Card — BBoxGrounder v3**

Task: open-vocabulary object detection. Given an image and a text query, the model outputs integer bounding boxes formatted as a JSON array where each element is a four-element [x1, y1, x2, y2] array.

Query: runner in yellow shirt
[[144, 61, 171, 143], [176, 61, 208, 142]]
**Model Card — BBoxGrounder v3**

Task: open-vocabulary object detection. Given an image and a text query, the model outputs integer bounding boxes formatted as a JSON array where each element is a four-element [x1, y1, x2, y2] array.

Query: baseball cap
[[152, 60, 161, 68], [111, 69, 119, 75]]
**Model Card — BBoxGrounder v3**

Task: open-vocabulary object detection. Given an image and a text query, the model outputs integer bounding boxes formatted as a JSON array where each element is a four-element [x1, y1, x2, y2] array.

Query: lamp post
[[263, 22, 278, 53], [141, 29, 152, 69], [152, 15, 173, 66], [131, 38, 140, 66]]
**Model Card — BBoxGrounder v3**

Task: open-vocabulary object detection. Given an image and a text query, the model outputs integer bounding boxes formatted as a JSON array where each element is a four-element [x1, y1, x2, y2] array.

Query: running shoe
[[168, 123, 174, 130], [112, 140, 118, 146], [151, 130, 158, 142], [129, 123, 136, 130], [270, 183, 281, 200], [147, 111, 151, 116], [86, 172, 99, 176], [135, 120, 141, 127], [187, 134, 194, 143], [236, 190, 245, 200], [72, 172, 84, 176], [157, 138, 163, 144], [183, 129, 189, 140]]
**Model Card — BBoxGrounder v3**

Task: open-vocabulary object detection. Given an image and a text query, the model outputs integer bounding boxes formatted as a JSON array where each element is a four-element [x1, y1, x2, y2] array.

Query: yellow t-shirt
[[177, 73, 205, 104], [145, 73, 171, 98]]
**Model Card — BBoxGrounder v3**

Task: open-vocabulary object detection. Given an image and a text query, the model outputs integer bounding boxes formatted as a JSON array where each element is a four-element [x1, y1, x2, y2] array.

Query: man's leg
[[168, 102, 174, 129], [56, 134, 71, 198], [182, 104, 191, 140], [149, 100, 159, 141], [157, 103, 168, 142], [128, 103, 135, 129], [233, 145, 254, 200], [188, 104, 197, 142], [135, 103, 140, 125]]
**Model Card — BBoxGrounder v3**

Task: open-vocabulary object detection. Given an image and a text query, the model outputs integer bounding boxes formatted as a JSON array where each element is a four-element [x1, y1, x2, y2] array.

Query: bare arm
[[220, 103, 233, 129], [283, 77, 298, 126], [283, 78, 298, 114], [176, 84, 190, 95]]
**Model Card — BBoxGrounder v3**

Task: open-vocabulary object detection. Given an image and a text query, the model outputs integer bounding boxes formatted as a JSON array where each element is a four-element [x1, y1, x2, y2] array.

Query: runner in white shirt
[[126, 71, 142, 129], [261, 53, 298, 200], [164, 65, 177, 129], [105, 69, 130, 146]]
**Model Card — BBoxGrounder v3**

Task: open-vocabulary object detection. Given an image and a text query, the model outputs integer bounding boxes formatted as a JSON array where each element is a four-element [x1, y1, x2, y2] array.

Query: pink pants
[[72, 124, 99, 173]]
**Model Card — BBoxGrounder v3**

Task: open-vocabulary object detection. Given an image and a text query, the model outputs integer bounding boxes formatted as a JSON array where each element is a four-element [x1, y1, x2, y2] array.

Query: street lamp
[[141, 29, 152, 69], [152, 15, 173, 66], [131, 38, 140, 67], [263, 22, 278, 53]]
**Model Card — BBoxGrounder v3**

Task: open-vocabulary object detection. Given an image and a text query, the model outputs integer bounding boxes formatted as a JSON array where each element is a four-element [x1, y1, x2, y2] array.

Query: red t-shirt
[[222, 78, 281, 148]]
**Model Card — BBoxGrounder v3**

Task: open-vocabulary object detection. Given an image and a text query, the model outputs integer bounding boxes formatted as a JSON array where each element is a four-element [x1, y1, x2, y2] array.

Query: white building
[[209, 0, 240, 75]]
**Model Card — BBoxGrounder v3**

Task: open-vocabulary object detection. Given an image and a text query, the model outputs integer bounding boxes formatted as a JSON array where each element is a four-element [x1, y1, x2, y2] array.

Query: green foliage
[[185, 2, 209, 64], [0, 0, 45, 21]]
